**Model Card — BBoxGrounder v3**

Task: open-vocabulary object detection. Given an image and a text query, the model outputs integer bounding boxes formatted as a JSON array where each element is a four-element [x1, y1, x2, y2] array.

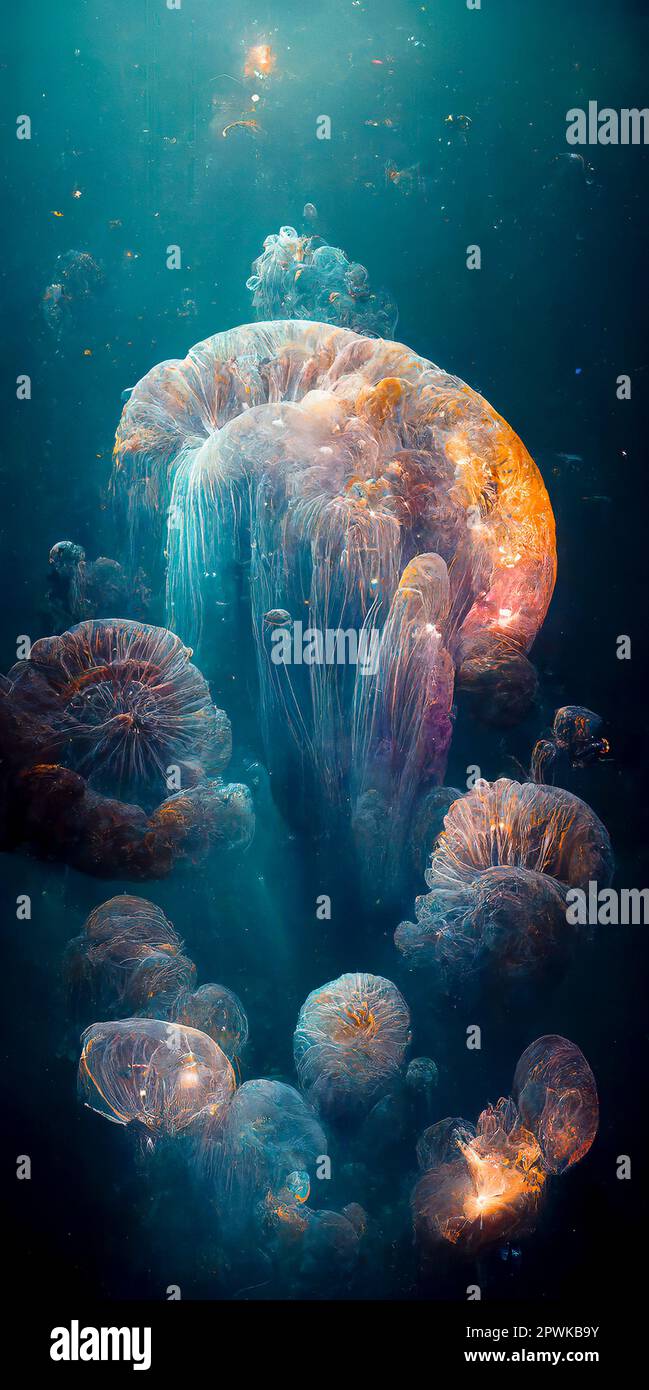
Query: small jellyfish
[[172, 983, 248, 1060], [246, 226, 398, 336], [285, 1169, 311, 1203], [303, 202, 318, 221], [64, 894, 196, 1018], [531, 706, 609, 782], [78, 1017, 236, 1138], [512, 1035, 598, 1174], [293, 972, 411, 1118], [406, 1057, 439, 1112]]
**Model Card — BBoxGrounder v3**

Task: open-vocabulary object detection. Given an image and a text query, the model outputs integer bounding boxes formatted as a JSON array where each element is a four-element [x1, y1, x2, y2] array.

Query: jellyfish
[[201, 1078, 327, 1229], [405, 1057, 439, 1119], [4, 619, 230, 803], [395, 778, 613, 989], [246, 227, 397, 336], [531, 705, 609, 782], [47, 541, 152, 629], [112, 321, 555, 890], [171, 983, 248, 1060], [412, 1097, 546, 1255], [78, 1018, 236, 1138], [293, 972, 411, 1119], [0, 619, 254, 877], [42, 250, 104, 337], [512, 1035, 598, 1174], [64, 895, 196, 1018]]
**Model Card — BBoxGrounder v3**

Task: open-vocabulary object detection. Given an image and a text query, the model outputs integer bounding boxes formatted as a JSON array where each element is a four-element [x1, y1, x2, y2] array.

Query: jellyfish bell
[[8, 619, 230, 806], [552, 705, 609, 767], [396, 777, 613, 990], [201, 1079, 327, 1235], [0, 620, 253, 877], [78, 1017, 236, 1139], [172, 982, 248, 1060], [512, 1035, 598, 1174], [112, 320, 556, 892], [293, 972, 411, 1119], [64, 894, 196, 1018]]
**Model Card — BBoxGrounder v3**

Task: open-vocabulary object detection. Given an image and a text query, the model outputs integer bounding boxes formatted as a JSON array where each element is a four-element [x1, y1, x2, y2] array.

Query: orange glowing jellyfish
[[112, 322, 555, 888], [412, 1099, 546, 1255]]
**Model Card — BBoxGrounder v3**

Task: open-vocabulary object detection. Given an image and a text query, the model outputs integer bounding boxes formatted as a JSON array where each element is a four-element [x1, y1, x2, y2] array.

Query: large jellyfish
[[246, 226, 398, 336], [0, 619, 254, 877], [512, 1035, 598, 1174], [293, 972, 411, 1119], [64, 895, 196, 1017], [78, 1018, 236, 1137], [395, 778, 613, 989], [112, 321, 556, 886]]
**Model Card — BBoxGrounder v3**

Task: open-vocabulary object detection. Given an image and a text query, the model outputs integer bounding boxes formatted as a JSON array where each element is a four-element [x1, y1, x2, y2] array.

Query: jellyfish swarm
[[293, 972, 411, 1119], [0, 619, 253, 877], [112, 322, 556, 885], [396, 778, 613, 989], [78, 1018, 235, 1138], [512, 1035, 598, 1174], [64, 895, 196, 1018], [246, 226, 398, 337], [201, 1078, 326, 1232], [412, 1100, 546, 1256]]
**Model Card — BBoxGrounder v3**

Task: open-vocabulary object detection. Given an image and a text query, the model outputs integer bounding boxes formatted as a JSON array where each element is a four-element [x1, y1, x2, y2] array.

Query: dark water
[[1, 0, 648, 1307]]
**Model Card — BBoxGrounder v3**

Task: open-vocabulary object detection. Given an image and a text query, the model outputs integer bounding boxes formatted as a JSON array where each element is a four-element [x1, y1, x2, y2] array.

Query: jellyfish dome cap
[[112, 322, 556, 884], [0, 619, 253, 877], [202, 1078, 327, 1223], [396, 778, 613, 984], [78, 1017, 236, 1137], [6, 618, 230, 800], [293, 971, 411, 1118], [64, 894, 196, 1015], [512, 1034, 598, 1173]]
